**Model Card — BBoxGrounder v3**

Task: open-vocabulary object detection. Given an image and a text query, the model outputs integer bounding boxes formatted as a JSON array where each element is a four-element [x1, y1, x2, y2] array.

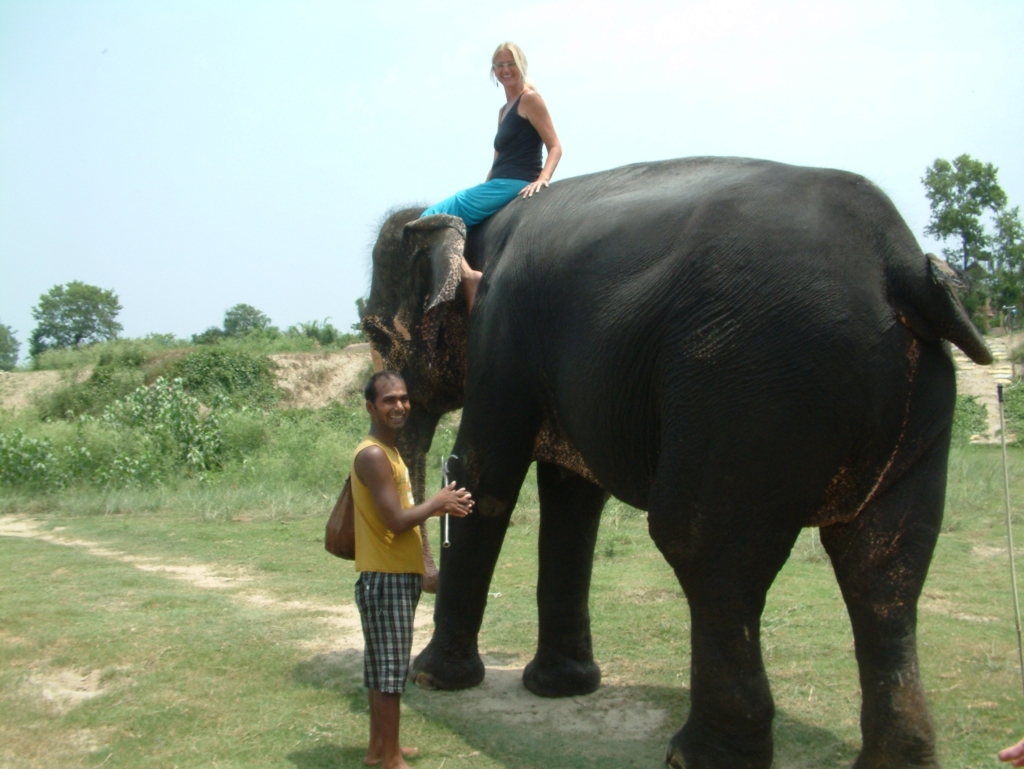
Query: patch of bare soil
[[919, 589, 999, 623], [0, 368, 91, 411], [22, 668, 109, 714], [270, 343, 372, 408], [0, 723, 119, 769], [972, 544, 1024, 560], [424, 665, 668, 737]]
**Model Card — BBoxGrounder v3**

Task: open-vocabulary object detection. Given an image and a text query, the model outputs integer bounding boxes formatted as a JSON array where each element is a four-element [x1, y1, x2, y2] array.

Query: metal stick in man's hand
[[442, 454, 457, 548], [998, 384, 1024, 700]]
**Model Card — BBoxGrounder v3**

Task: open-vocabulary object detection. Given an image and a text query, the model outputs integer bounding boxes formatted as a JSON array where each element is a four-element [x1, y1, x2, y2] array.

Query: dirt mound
[[0, 368, 90, 412], [1, 338, 1010, 418], [271, 344, 373, 408], [0, 345, 373, 412]]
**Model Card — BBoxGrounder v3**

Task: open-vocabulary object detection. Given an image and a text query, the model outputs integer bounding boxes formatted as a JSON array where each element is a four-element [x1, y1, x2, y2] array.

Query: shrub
[[219, 410, 270, 464], [192, 326, 226, 345], [2, 377, 224, 490], [31, 336, 183, 371], [217, 402, 367, 493], [0, 429, 62, 487], [1002, 382, 1024, 444], [104, 377, 222, 472], [285, 319, 362, 349], [951, 395, 988, 445], [170, 349, 280, 408], [35, 365, 146, 420]]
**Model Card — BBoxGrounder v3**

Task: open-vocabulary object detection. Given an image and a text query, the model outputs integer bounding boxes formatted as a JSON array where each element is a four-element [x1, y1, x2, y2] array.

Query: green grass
[[4, 446, 1024, 767]]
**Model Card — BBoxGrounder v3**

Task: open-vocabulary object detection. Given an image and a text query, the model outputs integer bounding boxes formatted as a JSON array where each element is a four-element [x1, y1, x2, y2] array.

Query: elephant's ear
[[402, 214, 466, 312]]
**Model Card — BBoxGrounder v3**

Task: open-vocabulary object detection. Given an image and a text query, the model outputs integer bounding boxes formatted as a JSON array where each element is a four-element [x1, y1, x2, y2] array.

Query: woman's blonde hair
[[490, 42, 535, 91]]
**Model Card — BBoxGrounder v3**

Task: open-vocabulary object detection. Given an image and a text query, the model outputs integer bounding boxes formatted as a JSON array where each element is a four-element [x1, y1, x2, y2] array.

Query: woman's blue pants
[[421, 178, 529, 228]]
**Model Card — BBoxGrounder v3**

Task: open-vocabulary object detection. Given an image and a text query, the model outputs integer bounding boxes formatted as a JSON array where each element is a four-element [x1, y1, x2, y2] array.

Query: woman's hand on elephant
[[434, 482, 473, 517], [518, 178, 549, 198]]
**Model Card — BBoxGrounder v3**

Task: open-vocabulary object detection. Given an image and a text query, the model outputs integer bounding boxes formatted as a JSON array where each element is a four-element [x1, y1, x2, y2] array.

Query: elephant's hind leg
[[820, 435, 946, 769], [523, 461, 607, 697], [650, 497, 802, 769]]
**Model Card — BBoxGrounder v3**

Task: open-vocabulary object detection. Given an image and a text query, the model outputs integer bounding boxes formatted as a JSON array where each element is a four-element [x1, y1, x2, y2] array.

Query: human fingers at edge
[[999, 740, 1024, 763]]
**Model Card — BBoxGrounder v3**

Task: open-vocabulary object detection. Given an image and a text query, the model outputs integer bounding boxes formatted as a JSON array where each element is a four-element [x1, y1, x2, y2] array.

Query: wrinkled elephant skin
[[363, 157, 991, 768]]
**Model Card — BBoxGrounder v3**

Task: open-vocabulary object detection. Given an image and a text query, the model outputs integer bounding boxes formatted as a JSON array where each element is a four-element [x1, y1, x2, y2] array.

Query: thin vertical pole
[[442, 454, 453, 548], [998, 383, 1024, 699]]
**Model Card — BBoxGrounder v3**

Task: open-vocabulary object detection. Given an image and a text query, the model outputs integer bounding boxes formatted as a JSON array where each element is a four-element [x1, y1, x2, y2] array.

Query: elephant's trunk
[[409, 449, 439, 593], [396, 403, 441, 593]]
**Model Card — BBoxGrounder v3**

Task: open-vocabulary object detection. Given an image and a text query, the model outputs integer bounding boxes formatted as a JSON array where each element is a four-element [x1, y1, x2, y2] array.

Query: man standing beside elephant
[[353, 371, 473, 768]]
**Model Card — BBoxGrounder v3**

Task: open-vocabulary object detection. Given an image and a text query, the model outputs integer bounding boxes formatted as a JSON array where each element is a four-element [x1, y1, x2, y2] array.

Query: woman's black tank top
[[490, 94, 543, 182]]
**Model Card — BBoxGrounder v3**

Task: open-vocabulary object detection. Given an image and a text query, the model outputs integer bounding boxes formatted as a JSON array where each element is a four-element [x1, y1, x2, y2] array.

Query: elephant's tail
[[894, 253, 993, 365]]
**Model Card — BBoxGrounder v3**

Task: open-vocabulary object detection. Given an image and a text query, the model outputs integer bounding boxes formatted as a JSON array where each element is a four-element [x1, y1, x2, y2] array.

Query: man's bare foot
[[364, 746, 419, 766], [462, 269, 482, 313]]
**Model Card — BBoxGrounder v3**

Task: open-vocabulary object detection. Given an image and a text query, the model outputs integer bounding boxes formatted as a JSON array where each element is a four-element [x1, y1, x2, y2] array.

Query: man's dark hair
[[364, 370, 404, 403]]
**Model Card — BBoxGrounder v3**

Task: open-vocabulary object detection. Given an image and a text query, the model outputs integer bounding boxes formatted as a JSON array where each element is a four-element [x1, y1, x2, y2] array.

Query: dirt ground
[[0, 344, 373, 412]]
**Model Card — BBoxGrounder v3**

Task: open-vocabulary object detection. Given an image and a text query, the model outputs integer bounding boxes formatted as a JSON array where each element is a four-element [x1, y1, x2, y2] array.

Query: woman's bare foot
[[462, 269, 482, 313], [364, 746, 419, 766]]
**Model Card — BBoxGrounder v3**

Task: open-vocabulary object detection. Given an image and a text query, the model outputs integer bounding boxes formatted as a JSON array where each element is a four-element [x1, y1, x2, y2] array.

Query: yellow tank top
[[351, 436, 424, 574]]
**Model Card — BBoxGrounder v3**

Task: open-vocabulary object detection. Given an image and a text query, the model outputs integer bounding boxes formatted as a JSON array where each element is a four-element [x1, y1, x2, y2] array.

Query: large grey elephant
[[361, 157, 992, 768]]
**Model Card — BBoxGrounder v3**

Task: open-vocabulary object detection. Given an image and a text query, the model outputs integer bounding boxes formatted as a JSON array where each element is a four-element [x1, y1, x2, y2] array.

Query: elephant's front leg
[[524, 461, 607, 697], [409, 501, 513, 690]]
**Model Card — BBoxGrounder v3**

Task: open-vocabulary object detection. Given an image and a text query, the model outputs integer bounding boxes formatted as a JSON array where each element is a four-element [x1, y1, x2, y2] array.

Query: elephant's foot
[[852, 729, 938, 769], [852, 747, 938, 769], [664, 721, 772, 769], [409, 637, 484, 691], [522, 649, 601, 698]]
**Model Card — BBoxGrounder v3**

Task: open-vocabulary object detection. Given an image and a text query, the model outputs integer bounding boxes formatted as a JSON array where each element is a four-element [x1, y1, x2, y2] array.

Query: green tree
[[223, 304, 271, 337], [351, 297, 367, 338], [922, 154, 1008, 271], [290, 318, 340, 346], [991, 206, 1024, 327], [29, 281, 123, 356], [0, 322, 19, 371], [994, 206, 1024, 271], [191, 326, 226, 345]]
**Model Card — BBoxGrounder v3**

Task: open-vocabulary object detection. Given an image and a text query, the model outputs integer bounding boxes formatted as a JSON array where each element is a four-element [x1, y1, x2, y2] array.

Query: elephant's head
[[361, 209, 470, 503]]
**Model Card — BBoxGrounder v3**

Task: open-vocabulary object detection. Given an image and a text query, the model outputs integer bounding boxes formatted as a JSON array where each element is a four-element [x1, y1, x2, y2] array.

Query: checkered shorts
[[355, 571, 422, 693]]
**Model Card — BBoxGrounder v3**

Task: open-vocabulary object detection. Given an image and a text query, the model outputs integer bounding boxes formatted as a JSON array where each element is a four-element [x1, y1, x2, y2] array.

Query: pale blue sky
[[1, 1, 1022, 360]]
